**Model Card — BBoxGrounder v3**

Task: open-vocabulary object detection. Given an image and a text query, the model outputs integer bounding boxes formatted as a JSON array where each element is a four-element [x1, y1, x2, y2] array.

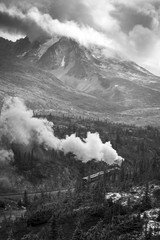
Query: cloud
[[112, 5, 154, 33], [82, 0, 160, 75], [0, 29, 24, 41], [0, 0, 94, 25], [0, 4, 51, 41], [48, 0, 94, 26], [111, 0, 160, 75], [82, 0, 120, 32], [0, 1, 160, 75], [0, 3, 114, 48], [128, 25, 157, 54]]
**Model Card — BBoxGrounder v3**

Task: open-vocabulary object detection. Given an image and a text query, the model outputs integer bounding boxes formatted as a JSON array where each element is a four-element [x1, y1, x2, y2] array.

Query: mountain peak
[[1, 34, 160, 126], [58, 36, 80, 45], [13, 37, 31, 55]]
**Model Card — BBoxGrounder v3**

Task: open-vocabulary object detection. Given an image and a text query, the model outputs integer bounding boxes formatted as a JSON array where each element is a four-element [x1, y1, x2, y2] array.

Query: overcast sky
[[0, 0, 160, 76]]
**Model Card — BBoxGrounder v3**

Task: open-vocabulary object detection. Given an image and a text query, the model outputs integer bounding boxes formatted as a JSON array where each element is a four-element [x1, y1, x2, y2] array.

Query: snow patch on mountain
[[61, 56, 65, 67]]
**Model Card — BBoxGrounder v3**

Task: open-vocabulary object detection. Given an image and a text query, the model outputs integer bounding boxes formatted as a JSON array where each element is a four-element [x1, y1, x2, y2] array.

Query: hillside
[[1, 114, 160, 239], [1, 36, 160, 125], [1, 113, 160, 194]]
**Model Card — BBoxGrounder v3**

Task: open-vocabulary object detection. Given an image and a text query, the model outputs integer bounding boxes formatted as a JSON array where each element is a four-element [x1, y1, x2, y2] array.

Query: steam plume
[[0, 149, 14, 163], [61, 133, 120, 164], [0, 97, 122, 165], [0, 97, 61, 149]]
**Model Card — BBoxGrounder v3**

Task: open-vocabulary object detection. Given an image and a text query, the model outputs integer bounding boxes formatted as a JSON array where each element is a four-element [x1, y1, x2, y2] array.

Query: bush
[[0, 177, 12, 193], [0, 200, 5, 209], [153, 188, 160, 201], [27, 209, 52, 226]]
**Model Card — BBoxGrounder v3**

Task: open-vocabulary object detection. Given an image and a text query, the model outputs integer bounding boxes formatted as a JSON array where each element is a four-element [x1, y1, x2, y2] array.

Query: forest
[[1, 114, 160, 239], [12, 113, 160, 187]]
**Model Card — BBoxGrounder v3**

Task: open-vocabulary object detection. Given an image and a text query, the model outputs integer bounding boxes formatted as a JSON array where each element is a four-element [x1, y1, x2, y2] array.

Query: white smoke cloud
[[0, 97, 61, 149], [61, 133, 119, 164], [0, 149, 14, 163], [0, 97, 122, 165]]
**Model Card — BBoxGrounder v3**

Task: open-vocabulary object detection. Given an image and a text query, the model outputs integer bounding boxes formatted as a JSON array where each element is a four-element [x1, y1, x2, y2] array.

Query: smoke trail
[[0, 97, 61, 149], [61, 133, 120, 164], [0, 149, 14, 163], [0, 97, 122, 165]]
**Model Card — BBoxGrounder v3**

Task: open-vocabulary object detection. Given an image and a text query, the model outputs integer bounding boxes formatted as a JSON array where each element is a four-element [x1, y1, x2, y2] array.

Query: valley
[[1, 113, 160, 239], [1, 36, 160, 239], [1, 36, 160, 126], [1, 0, 160, 239]]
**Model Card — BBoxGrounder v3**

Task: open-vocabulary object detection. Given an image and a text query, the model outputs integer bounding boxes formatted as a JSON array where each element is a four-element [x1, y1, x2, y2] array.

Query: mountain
[[38, 37, 160, 110], [1, 36, 160, 125]]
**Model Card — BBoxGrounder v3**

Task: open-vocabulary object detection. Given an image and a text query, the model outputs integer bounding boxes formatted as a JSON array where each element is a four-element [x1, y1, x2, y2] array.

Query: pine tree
[[49, 216, 58, 240], [57, 226, 65, 240], [141, 182, 152, 211], [7, 230, 14, 240], [71, 222, 85, 240], [146, 227, 153, 240], [23, 190, 30, 207]]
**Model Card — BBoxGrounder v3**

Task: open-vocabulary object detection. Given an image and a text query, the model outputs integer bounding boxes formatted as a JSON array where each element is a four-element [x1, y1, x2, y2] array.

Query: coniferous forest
[[1, 114, 160, 239]]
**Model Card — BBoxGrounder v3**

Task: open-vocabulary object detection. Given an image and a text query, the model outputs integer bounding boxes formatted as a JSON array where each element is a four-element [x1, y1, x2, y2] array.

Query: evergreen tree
[[49, 216, 58, 240], [141, 182, 152, 212], [23, 190, 30, 207], [57, 226, 65, 240], [71, 222, 85, 240]]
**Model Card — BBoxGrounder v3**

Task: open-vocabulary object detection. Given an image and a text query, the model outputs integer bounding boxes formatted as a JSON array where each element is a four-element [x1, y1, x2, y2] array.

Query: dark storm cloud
[[152, 1, 160, 9], [0, 0, 50, 10], [0, 3, 112, 47], [0, 9, 50, 41], [0, 12, 24, 32], [0, 0, 51, 41], [112, 6, 154, 34], [48, 0, 94, 26], [0, 0, 94, 26], [0, 12, 29, 36], [0, 0, 159, 32], [0, 0, 95, 41], [0, 0, 160, 75]]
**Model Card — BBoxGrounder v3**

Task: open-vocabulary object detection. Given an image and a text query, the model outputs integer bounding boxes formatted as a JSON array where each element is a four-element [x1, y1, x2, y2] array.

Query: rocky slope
[[1, 36, 160, 125]]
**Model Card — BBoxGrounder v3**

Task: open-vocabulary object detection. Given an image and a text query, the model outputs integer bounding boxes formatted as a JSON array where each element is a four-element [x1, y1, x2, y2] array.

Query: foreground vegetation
[[5, 113, 160, 190], [1, 179, 160, 240]]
